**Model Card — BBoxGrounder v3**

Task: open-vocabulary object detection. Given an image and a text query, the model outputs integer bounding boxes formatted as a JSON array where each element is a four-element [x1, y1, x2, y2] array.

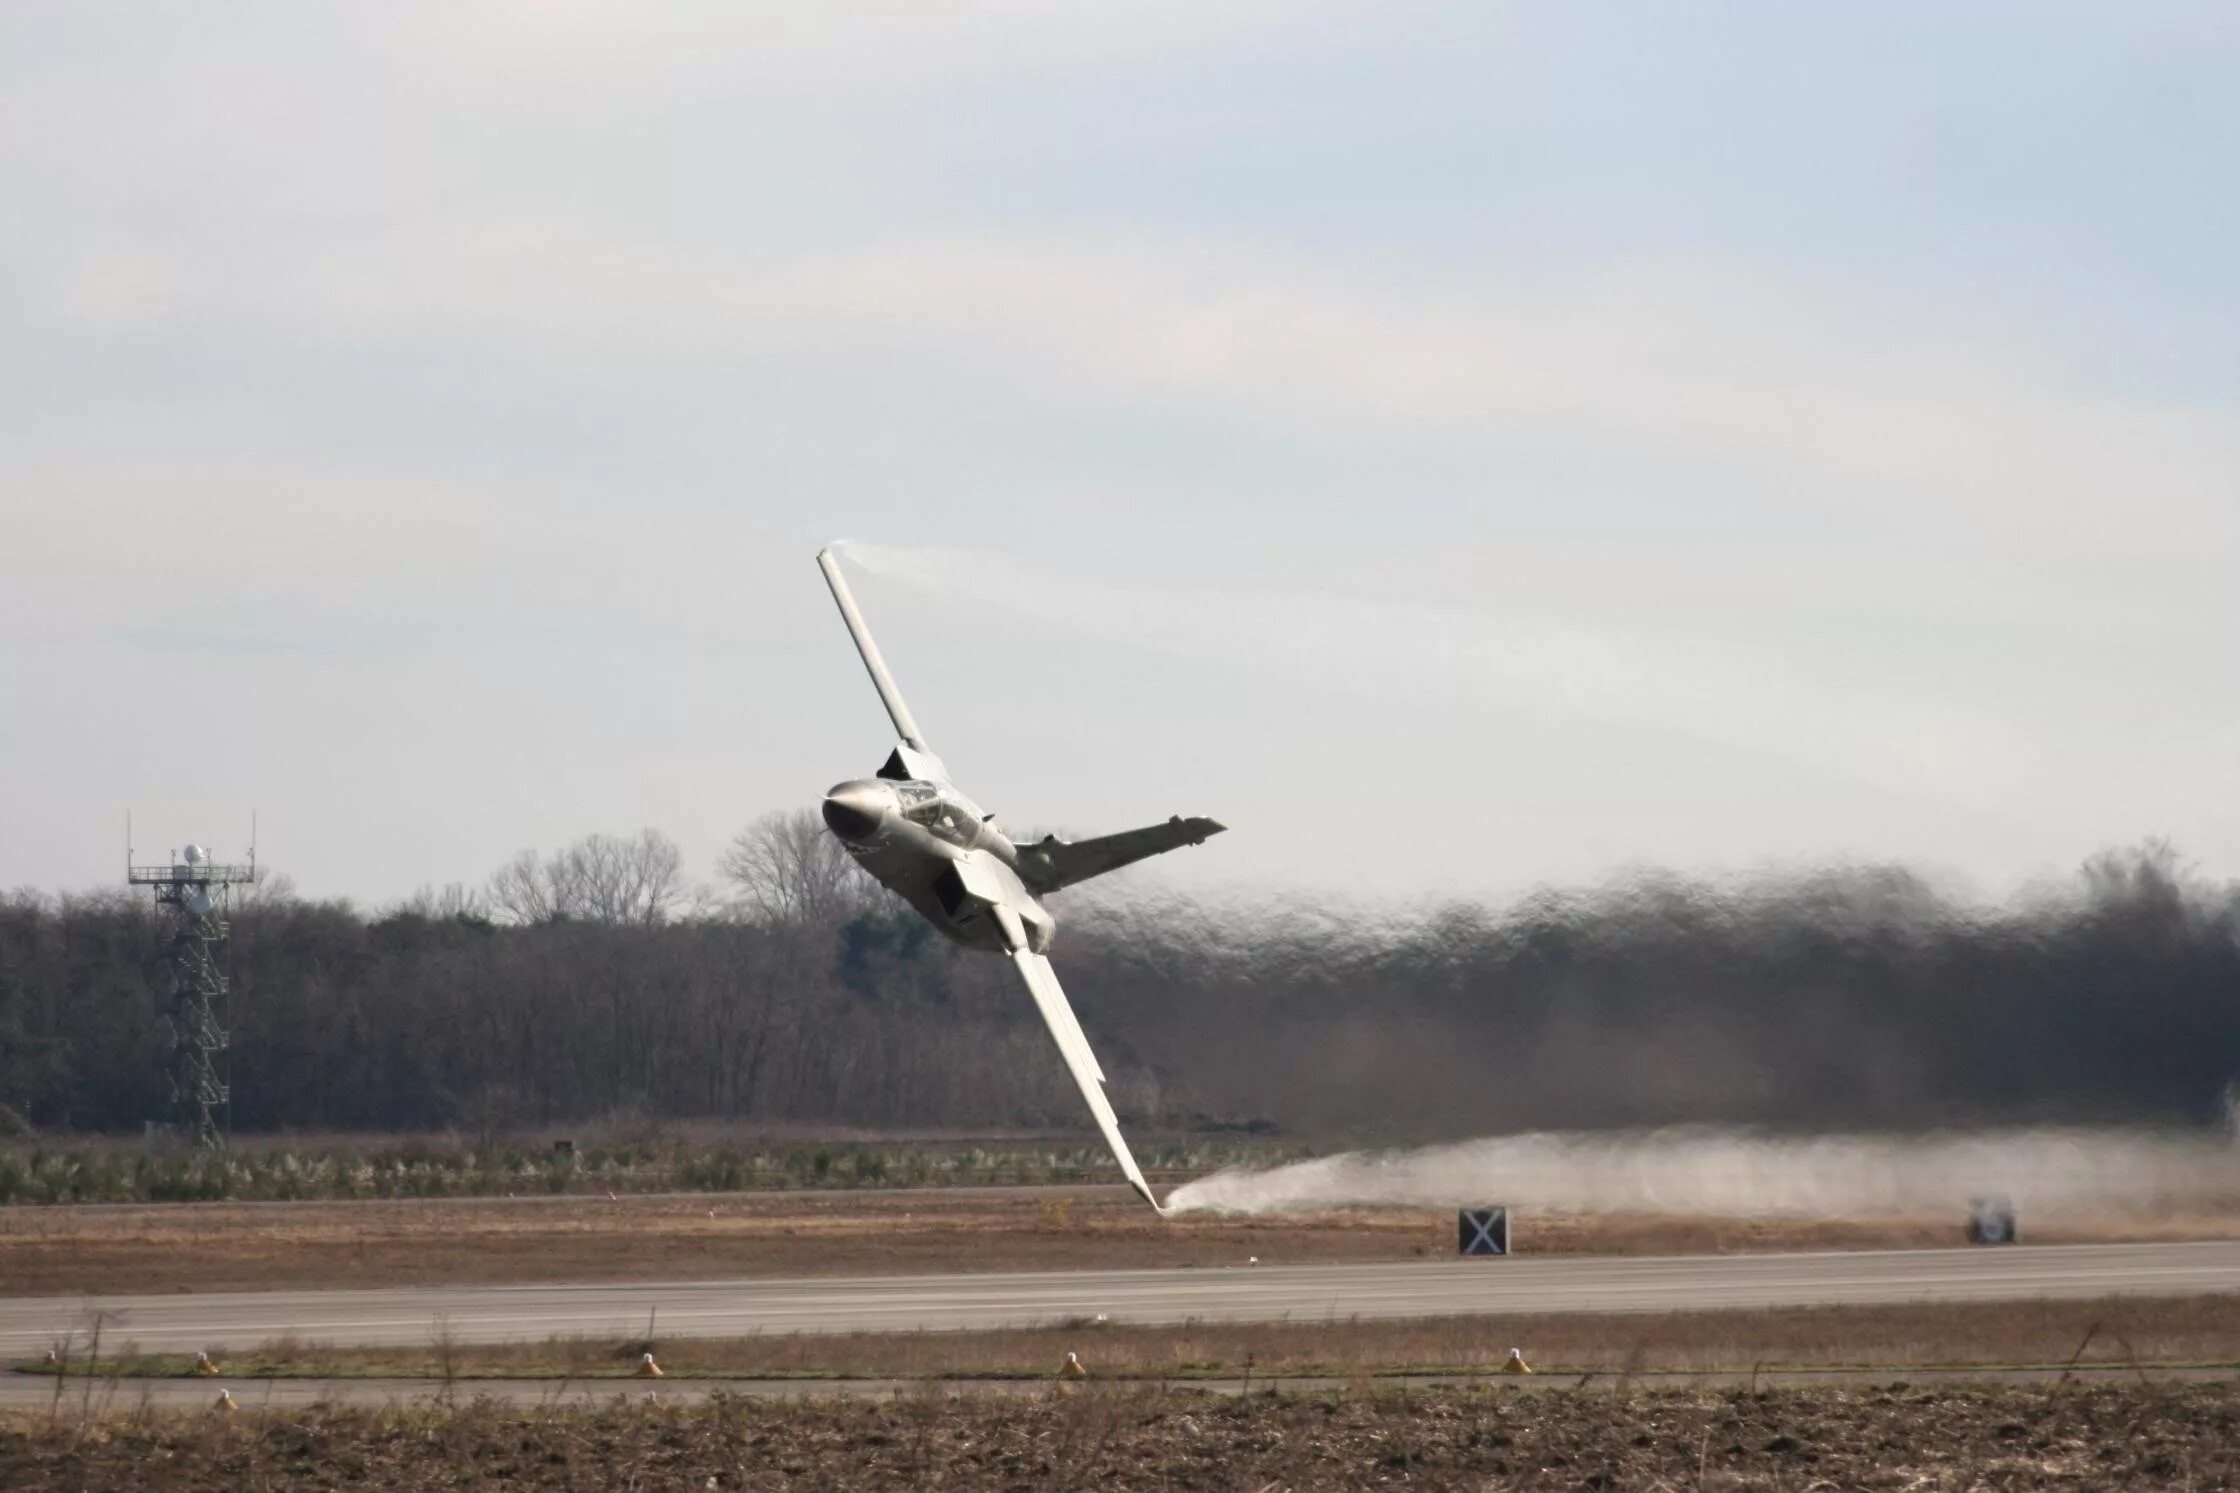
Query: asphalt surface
[[4, 1241, 2237, 1360]]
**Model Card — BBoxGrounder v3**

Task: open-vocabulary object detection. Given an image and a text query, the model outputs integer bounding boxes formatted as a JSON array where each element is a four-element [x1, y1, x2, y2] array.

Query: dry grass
[[0, 1129, 1290, 1204], [34, 1295, 2240, 1383], [6, 1185, 2239, 1297], [5, 1382, 2240, 1489]]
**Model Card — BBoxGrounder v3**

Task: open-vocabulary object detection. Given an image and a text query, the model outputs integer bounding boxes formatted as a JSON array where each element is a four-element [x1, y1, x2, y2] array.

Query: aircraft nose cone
[[821, 781, 887, 842]]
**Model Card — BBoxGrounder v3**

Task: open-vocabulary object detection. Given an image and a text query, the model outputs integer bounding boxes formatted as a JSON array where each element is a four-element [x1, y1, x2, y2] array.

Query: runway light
[[1501, 1348, 1533, 1375], [194, 1351, 221, 1376], [214, 1389, 237, 1414], [636, 1352, 665, 1377], [1059, 1351, 1087, 1379]]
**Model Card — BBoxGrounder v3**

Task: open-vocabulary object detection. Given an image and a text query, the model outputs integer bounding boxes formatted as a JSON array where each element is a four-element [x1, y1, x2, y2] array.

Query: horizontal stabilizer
[[1017, 816, 1226, 894]]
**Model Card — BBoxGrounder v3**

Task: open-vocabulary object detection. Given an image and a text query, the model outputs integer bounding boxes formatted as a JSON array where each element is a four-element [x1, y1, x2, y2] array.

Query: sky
[[3, 2, 2235, 910]]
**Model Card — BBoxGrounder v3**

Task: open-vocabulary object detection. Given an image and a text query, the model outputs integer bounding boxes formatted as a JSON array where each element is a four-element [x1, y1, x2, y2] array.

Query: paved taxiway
[[3, 1241, 2236, 1359]]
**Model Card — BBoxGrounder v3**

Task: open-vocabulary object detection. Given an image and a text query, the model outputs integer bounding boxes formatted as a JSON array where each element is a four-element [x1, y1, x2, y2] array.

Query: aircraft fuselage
[[822, 775, 1056, 954]]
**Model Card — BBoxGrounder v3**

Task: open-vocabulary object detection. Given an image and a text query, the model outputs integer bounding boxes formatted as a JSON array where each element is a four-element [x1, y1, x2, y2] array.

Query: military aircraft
[[815, 547, 1224, 1213]]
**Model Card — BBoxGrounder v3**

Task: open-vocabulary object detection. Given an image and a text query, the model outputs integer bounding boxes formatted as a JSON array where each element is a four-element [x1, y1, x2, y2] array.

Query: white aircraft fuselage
[[822, 766, 1056, 956]]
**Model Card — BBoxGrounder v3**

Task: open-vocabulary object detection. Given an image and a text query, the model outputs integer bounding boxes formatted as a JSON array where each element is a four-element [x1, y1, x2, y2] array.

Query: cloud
[[29, 207, 2233, 579], [385, 0, 1358, 88], [793, 238, 2235, 556], [11, 198, 2232, 865], [2, 6, 2234, 899]]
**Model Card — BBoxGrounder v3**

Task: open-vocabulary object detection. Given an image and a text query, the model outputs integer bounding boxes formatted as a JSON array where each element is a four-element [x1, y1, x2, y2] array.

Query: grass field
[[6, 1382, 2238, 1489], [0, 1131, 1288, 1205], [24, 1295, 2240, 1385], [6, 1183, 2239, 1297]]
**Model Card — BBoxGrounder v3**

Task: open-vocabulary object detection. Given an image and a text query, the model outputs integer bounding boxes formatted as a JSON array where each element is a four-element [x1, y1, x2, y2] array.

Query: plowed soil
[[5, 1382, 2238, 1490]]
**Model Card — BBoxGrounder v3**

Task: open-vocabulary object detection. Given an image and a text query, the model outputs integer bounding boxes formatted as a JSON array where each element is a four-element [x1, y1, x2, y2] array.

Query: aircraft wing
[[817, 546, 931, 753], [1016, 817, 1227, 894], [1009, 948, 1162, 1213]]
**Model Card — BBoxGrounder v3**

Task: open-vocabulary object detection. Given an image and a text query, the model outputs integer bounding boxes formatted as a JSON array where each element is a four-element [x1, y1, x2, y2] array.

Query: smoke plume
[[1165, 1122, 2240, 1217]]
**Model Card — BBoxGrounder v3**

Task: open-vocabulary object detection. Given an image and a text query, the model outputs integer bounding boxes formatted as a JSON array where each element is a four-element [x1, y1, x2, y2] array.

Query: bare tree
[[718, 809, 879, 928], [231, 868, 299, 913], [486, 849, 562, 925], [486, 831, 686, 927], [397, 882, 489, 920], [563, 829, 688, 927]]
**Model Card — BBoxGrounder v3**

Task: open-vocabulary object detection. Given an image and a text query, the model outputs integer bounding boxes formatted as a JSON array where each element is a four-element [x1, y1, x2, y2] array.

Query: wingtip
[[1132, 1177, 1166, 1216]]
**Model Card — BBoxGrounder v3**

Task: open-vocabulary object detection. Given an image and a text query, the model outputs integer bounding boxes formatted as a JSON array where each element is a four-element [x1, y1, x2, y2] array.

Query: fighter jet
[[814, 547, 1224, 1213]]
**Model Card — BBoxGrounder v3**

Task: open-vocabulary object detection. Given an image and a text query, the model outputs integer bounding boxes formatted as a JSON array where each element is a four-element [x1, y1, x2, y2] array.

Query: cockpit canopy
[[893, 781, 985, 848]]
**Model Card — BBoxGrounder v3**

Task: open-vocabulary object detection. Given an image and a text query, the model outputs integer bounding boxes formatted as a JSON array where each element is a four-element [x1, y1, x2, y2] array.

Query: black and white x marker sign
[[1458, 1207, 1509, 1256]]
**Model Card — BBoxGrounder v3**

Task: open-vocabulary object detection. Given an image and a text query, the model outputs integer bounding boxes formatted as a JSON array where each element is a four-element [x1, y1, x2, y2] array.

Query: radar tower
[[128, 823, 256, 1149]]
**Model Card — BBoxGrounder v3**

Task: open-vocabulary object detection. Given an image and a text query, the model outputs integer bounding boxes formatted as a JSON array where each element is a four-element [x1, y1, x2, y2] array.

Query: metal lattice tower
[[128, 844, 255, 1149]]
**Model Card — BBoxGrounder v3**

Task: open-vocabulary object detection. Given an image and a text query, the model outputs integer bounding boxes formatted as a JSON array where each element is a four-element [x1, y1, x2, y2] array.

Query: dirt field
[[42, 1295, 2240, 1383], [7, 1186, 2239, 1297], [6, 1382, 2239, 1490]]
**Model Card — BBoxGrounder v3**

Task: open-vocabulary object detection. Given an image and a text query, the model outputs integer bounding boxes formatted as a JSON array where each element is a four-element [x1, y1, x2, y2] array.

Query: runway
[[4, 1241, 2237, 1359]]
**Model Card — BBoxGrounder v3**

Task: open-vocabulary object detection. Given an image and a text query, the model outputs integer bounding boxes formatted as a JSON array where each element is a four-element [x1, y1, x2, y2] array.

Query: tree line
[[1, 822, 2235, 1140]]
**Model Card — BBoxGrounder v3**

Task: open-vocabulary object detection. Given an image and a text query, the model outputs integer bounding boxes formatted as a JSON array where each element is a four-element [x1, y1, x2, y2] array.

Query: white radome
[[182, 844, 207, 865]]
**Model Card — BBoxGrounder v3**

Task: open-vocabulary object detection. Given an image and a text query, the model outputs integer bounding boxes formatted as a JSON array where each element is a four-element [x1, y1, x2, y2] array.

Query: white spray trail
[[823, 540, 2053, 814], [1165, 1125, 2240, 1217]]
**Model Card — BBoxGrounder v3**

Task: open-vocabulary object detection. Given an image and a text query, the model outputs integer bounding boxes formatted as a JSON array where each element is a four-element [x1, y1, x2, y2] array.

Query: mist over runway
[[1166, 1124, 2240, 1217], [5, 1243, 2239, 1358]]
